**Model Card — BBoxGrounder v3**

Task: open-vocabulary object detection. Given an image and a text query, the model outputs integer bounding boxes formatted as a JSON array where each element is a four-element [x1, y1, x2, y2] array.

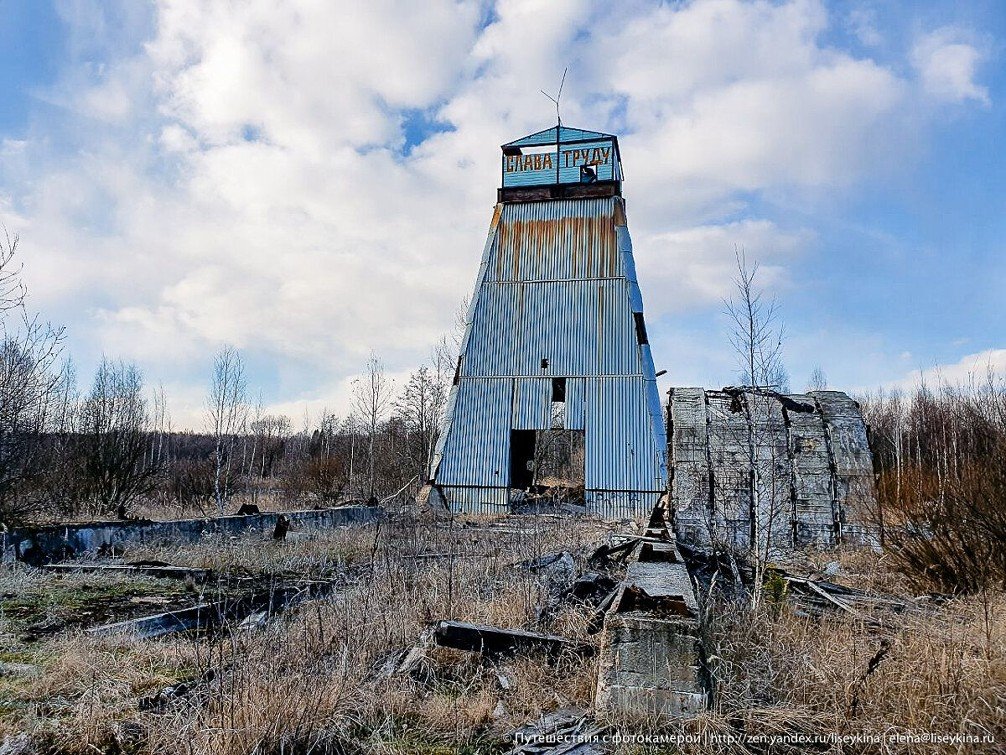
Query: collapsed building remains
[[668, 387, 878, 552]]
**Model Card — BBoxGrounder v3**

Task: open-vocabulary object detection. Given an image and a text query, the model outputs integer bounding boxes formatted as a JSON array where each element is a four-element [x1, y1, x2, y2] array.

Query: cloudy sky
[[0, 0, 1003, 429]]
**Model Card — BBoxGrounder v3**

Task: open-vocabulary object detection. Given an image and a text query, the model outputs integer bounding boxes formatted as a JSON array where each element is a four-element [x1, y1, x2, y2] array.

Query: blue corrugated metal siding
[[433, 133, 665, 519], [487, 199, 620, 283], [435, 378, 511, 487], [503, 140, 617, 187], [440, 486, 509, 514], [464, 280, 640, 377], [512, 377, 551, 430], [503, 126, 615, 148], [587, 491, 663, 519], [585, 377, 664, 492], [565, 378, 586, 430]]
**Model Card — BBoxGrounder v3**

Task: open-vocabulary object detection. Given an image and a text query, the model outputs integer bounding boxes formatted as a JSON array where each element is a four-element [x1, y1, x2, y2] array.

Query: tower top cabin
[[499, 125, 623, 203]]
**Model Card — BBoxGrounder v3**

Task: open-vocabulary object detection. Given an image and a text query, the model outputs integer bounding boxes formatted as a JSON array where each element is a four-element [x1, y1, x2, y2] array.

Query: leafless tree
[[206, 345, 248, 514], [352, 353, 391, 500], [807, 366, 828, 392], [722, 249, 790, 601], [394, 365, 445, 484], [249, 413, 291, 479], [78, 358, 155, 517], [0, 228, 66, 524], [725, 248, 786, 391]]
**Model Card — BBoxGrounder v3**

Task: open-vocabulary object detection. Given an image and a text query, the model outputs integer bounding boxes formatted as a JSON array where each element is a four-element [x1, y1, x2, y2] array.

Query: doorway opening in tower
[[509, 375, 586, 510]]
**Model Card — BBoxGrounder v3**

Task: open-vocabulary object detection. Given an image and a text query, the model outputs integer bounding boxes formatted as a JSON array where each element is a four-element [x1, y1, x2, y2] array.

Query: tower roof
[[502, 125, 617, 149]]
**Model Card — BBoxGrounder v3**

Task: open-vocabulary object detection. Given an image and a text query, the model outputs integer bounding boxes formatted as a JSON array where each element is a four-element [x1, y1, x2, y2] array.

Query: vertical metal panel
[[441, 486, 509, 514], [565, 377, 586, 430], [486, 198, 620, 283], [435, 378, 511, 487], [584, 377, 664, 492], [512, 377, 550, 430], [587, 490, 662, 520], [464, 278, 640, 378]]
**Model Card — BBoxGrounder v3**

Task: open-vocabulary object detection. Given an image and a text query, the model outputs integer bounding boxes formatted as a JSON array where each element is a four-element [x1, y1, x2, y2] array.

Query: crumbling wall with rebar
[[668, 388, 878, 552]]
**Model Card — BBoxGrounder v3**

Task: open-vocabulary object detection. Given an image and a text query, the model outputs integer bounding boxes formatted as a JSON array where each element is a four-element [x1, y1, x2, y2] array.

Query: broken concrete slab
[[2, 506, 381, 565]]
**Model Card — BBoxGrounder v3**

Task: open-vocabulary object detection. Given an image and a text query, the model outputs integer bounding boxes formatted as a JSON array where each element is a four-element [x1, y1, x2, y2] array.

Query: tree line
[[0, 229, 460, 526]]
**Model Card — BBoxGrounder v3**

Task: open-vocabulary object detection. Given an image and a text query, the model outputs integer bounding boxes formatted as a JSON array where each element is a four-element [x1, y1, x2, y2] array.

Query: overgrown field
[[2, 514, 1005, 755]]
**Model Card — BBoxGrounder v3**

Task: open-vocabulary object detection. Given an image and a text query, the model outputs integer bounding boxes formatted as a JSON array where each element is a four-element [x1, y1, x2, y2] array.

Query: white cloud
[[847, 6, 883, 47], [636, 219, 812, 315], [0, 0, 993, 428], [911, 27, 990, 106], [880, 348, 1006, 392]]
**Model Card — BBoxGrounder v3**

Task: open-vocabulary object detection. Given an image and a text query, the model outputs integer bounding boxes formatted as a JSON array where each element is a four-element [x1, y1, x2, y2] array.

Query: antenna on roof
[[540, 66, 567, 129]]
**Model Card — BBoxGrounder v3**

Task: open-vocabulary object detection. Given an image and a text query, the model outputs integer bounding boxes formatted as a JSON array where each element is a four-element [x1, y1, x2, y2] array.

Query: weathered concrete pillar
[[595, 516, 707, 720]]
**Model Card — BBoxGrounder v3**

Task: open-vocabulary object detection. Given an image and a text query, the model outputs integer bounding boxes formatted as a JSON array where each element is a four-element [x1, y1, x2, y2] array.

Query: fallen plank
[[45, 561, 212, 583], [404, 552, 491, 561], [587, 538, 639, 566], [87, 581, 338, 639], [798, 579, 868, 620], [433, 620, 595, 658], [88, 600, 230, 639]]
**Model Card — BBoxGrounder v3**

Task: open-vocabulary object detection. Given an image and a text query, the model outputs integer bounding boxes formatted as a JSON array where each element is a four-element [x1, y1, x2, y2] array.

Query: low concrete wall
[[1, 506, 381, 565]]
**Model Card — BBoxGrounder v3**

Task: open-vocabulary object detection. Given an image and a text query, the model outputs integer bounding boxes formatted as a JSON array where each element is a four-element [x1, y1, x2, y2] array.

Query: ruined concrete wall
[[668, 388, 878, 552], [1, 506, 381, 565]]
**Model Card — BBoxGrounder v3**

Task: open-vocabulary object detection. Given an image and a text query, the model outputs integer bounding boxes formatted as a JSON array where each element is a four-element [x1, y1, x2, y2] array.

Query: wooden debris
[[587, 538, 639, 566], [87, 580, 342, 639], [376, 629, 433, 679], [138, 669, 215, 711], [44, 561, 211, 583], [509, 708, 608, 755], [433, 620, 595, 659]]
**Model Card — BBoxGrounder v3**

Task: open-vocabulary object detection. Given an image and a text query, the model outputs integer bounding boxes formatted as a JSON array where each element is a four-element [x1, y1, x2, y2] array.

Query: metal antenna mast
[[540, 66, 567, 129], [541, 67, 568, 183]]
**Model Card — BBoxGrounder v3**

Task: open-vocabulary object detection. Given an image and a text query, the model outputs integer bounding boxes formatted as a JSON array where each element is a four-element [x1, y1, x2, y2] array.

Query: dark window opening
[[633, 312, 648, 345], [551, 377, 566, 403], [540, 357, 549, 370], [453, 356, 462, 386]]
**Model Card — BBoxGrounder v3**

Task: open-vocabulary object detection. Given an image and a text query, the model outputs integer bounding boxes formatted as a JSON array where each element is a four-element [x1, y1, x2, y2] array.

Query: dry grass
[[2, 512, 619, 754], [627, 581, 1006, 755], [5, 512, 1006, 754]]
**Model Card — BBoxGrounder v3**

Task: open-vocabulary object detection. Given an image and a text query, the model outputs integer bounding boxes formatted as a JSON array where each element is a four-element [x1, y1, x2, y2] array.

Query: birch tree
[[207, 345, 248, 514], [723, 249, 789, 601], [352, 353, 391, 500]]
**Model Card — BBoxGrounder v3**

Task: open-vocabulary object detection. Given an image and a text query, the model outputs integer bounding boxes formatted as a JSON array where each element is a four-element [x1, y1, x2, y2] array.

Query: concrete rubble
[[595, 508, 707, 719]]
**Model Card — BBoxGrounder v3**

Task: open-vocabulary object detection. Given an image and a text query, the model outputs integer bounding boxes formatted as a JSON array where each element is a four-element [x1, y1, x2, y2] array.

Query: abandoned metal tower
[[429, 125, 666, 519]]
